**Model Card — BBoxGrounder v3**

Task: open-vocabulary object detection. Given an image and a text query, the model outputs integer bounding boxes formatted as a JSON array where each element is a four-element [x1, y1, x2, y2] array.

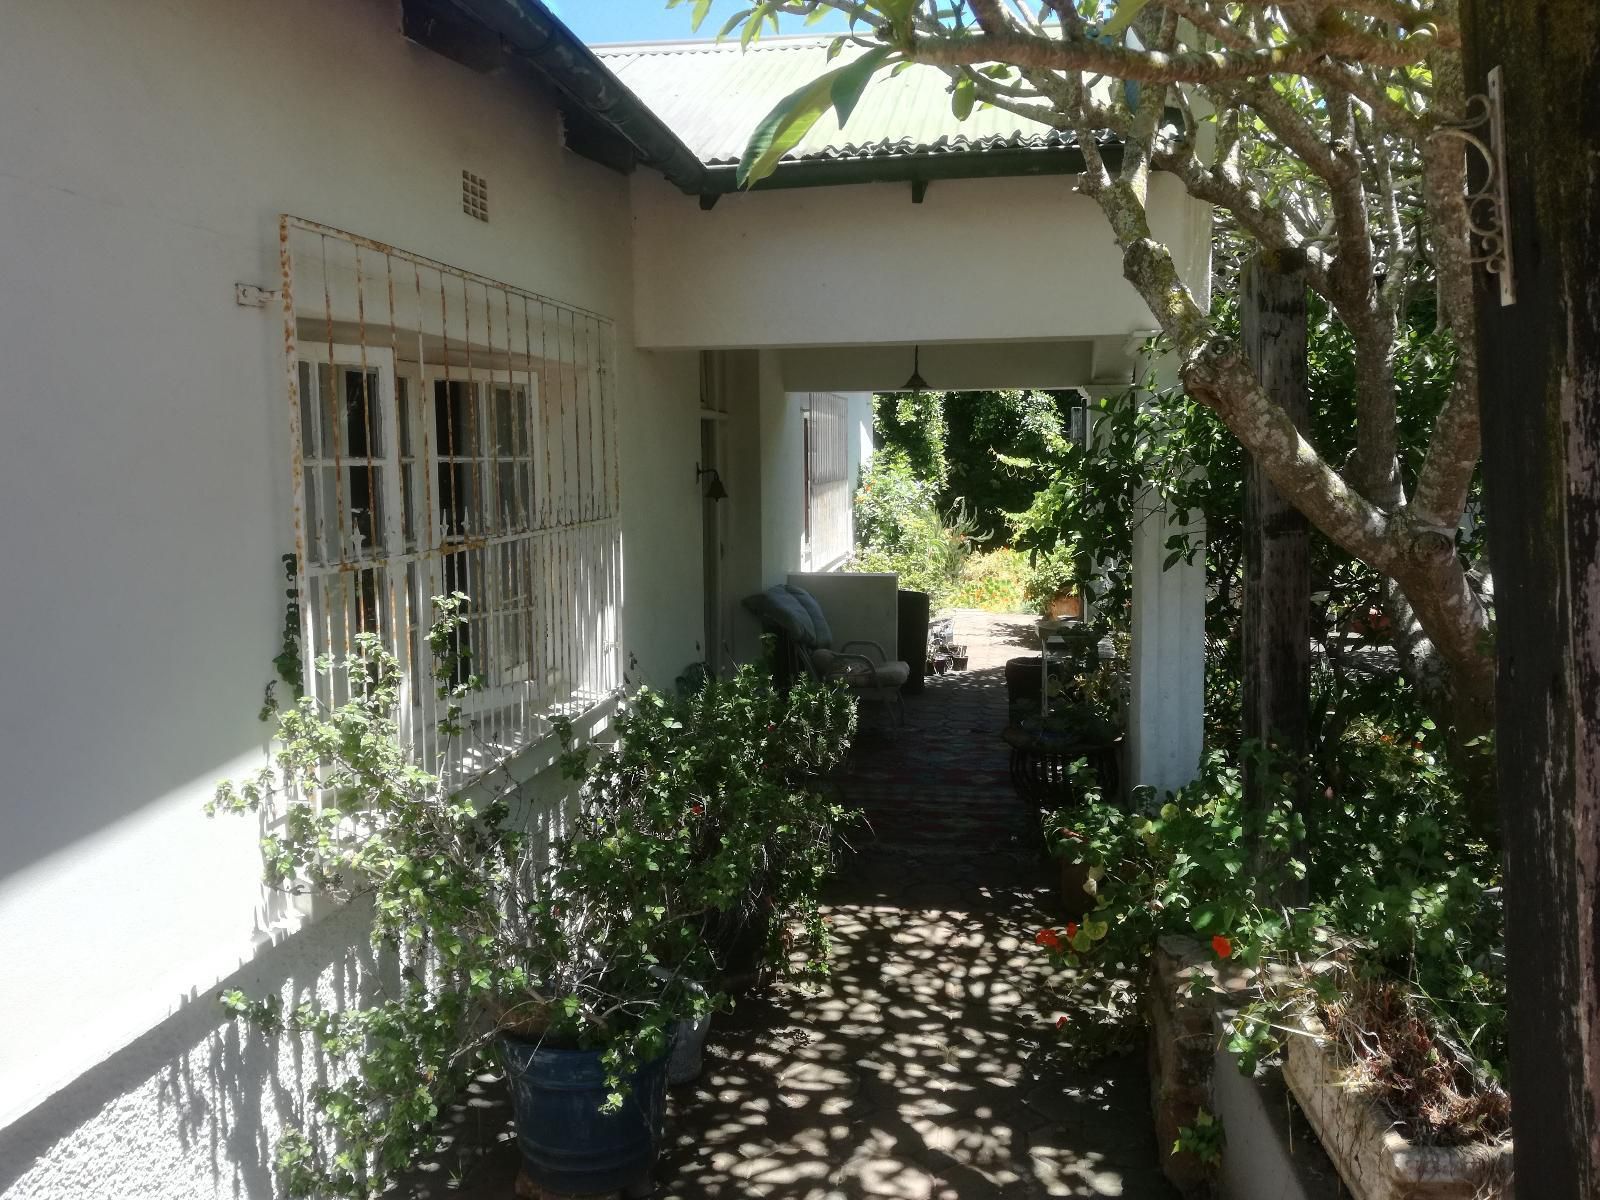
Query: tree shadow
[[398, 640, 1169, 1199]]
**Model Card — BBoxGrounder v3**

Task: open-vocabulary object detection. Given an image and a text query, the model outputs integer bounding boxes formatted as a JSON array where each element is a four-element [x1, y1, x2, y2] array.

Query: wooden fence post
[[1240, 251, 1310, 881], [1462, 2, 1600, 1194]]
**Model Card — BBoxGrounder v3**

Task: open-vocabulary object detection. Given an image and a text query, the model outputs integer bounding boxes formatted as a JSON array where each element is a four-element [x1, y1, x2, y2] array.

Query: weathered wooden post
[[1240, 251, 1310, 883], [1461, 1, 1600, 1194]]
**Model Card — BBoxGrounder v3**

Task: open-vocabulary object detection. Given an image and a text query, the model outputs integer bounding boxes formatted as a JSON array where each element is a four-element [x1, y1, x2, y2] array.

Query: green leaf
[[717, 8, 755, 40], [1101, 0, 1151, 37], [951, 77, 976, 121], [690, 0, 714, 31], [740, 6, 767, 49], [831, 46, 893, 125], [738, 47, 894, 187], [875, 0, 915, 29]]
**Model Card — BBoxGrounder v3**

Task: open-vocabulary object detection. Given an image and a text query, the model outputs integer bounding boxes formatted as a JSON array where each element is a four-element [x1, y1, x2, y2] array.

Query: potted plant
[[551, 667, 855, 1056], [1024, 544, 1090, 621], [207, 599, 855, 1198], [1278, 972, 1512, 1200]]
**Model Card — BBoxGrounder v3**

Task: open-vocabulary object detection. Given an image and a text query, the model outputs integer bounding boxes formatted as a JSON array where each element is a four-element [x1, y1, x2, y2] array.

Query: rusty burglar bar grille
[[278, 215, 622, 781]]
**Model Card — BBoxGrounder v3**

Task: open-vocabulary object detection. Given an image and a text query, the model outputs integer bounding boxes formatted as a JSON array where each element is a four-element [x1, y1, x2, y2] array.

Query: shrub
[[209, 600, 857, 1197], [1037, 726, 1505, 1097], [850, 449, 972, 608], [947, 548, 1029, 612]]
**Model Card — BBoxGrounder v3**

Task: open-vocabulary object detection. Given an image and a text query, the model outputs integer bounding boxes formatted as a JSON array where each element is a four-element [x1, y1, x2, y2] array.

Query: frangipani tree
[[690, 0, 1490, 737]]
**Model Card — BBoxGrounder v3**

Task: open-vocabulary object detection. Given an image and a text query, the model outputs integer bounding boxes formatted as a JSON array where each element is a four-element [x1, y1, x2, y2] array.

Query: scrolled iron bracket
[[1431, 67, 1515, 306]]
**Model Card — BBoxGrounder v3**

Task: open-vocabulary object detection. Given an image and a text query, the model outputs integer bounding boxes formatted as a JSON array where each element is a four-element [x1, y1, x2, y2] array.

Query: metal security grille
[[278, 215, 621, 781], [805, 392, 851, 571]]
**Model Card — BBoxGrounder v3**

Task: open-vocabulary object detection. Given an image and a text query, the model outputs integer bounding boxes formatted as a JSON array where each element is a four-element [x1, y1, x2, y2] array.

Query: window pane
[[318, 364, 339, 456], [439, 549, 482, 688], [401, 463, 416, 550], [438, 461, 475, 539], [397, 377, 412, 458], [298, 361, 317, 459], [344, 368, 382, 459], [303, 468, 322, 565], [434, 380, 477, 456], [347, 464, 385, 557], [492, 386, 516, 457], [498, 461, 523, 530]]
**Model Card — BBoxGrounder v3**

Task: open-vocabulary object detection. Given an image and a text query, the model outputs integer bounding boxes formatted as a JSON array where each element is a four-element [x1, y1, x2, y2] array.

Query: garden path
[[407, 610, 1172, 1200], [647, 610, 1172, 1199]]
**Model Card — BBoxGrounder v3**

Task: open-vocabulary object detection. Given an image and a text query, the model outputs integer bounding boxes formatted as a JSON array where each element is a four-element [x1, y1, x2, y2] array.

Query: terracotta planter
[[1045, 588, 1084, 621], [1058, 857, 1094, 919], [1283, 1028, 1513, 1200]]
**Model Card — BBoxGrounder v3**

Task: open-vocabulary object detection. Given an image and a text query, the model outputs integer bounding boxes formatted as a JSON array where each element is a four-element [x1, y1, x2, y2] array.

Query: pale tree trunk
[[1462, 0, 1600, 1192], [1094, 194, 1496, 740]]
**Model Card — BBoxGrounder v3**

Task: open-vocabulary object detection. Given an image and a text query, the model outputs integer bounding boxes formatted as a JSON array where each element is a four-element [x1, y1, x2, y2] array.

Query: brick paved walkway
[[649, 612, 1170, 1199], [407, 612, 1171, 1199]]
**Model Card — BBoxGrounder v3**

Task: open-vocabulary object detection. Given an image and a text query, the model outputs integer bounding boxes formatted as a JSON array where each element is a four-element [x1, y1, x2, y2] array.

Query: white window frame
[[280, 215, 623, 783], [405, 362, 544, 716]]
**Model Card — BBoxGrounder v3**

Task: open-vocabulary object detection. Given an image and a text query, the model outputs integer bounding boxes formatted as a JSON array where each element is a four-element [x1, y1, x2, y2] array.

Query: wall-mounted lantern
[[696, 464, 728, 501]]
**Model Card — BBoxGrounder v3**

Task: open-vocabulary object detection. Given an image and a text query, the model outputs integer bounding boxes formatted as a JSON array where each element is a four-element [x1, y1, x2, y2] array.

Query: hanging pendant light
[[900, 344, 929, 394]]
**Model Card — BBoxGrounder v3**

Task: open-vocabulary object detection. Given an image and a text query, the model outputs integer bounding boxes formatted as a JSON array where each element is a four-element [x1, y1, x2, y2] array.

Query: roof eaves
[[408, 0, 710, 193], [700, 138, 1123, 194]]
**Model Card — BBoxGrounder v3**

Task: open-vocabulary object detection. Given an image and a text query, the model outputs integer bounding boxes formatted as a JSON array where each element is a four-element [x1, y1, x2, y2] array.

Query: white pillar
[[1127, 370, 1207, 798]]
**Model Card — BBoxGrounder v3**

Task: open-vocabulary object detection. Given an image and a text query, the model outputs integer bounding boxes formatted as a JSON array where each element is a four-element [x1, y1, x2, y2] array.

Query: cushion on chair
[[783, 585, 834, 649], [742, 587, 817, 647], [811, 649, 910, 689]]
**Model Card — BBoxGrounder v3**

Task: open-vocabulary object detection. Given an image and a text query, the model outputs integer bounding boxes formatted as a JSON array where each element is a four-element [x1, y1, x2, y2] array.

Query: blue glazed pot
[[498, 1036, 668, 1196]]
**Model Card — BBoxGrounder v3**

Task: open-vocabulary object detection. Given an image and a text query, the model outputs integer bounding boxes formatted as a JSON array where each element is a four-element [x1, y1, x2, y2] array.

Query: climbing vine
[[258, 552, 304, 722]]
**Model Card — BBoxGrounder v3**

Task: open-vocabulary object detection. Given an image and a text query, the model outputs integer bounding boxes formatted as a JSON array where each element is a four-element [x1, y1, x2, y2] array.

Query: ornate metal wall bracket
[[1432, 67, 1515, 306]]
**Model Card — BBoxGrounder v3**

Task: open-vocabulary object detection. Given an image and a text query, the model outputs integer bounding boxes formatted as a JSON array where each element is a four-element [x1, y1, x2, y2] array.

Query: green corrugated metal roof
[[593, 35, 1075, 167]]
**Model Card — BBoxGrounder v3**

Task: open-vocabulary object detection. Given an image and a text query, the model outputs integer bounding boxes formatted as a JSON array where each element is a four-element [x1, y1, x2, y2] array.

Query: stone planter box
[[1283, 1025, 1513, 1200], [1146, 936, 1240, 1196]]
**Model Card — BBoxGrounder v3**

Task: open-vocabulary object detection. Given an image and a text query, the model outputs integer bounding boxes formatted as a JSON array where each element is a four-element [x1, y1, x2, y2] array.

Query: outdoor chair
[[743, 584, 909, 727]]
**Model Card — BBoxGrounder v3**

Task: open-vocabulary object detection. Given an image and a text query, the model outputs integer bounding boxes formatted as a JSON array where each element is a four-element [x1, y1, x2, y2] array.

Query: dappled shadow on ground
[[403, 616, 1169, 1199], [653, 857, 1167, 1199]]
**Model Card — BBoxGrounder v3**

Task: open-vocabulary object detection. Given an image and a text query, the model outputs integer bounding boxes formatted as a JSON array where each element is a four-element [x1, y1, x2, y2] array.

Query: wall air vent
[[462, 170, 488, 222]]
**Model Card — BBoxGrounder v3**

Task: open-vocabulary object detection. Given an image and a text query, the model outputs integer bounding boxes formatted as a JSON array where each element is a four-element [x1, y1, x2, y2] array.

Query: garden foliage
[[850, 448, 975, 609], [1041, 713, 1505, 1098], [209, 599, 856, 1197]]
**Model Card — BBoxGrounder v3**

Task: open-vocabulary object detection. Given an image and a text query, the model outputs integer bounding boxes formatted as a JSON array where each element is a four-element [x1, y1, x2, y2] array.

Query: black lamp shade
[[901, 345, 929, 393]]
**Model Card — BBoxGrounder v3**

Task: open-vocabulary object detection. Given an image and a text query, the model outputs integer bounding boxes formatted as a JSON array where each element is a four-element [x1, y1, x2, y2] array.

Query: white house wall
[[630, 171, 1209, 351], [0, 1, 701, 1195]]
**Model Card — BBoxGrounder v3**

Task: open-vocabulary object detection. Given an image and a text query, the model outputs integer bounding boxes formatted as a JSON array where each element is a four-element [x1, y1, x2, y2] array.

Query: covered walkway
[[651, 611, 1169, 1198], [411, 612, 1170, 1199]]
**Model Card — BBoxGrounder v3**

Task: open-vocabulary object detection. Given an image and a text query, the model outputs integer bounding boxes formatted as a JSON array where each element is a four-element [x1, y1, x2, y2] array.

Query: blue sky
[[550, 1, 849, 44]]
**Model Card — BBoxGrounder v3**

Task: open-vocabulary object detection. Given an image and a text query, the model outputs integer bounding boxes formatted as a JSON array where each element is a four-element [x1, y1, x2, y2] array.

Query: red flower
[[1034, 928, 1061, 950], [1065, 922, 1079, 939], [1055, 1014, 1068, 1030], [690, 803, 705, 817], [1211, 934, 1233, 960]]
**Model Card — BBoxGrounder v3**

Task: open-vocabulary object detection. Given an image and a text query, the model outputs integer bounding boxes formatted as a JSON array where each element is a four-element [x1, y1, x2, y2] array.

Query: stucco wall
[[0, 1, 700, 1194], [630, 171, 1209, 350]]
